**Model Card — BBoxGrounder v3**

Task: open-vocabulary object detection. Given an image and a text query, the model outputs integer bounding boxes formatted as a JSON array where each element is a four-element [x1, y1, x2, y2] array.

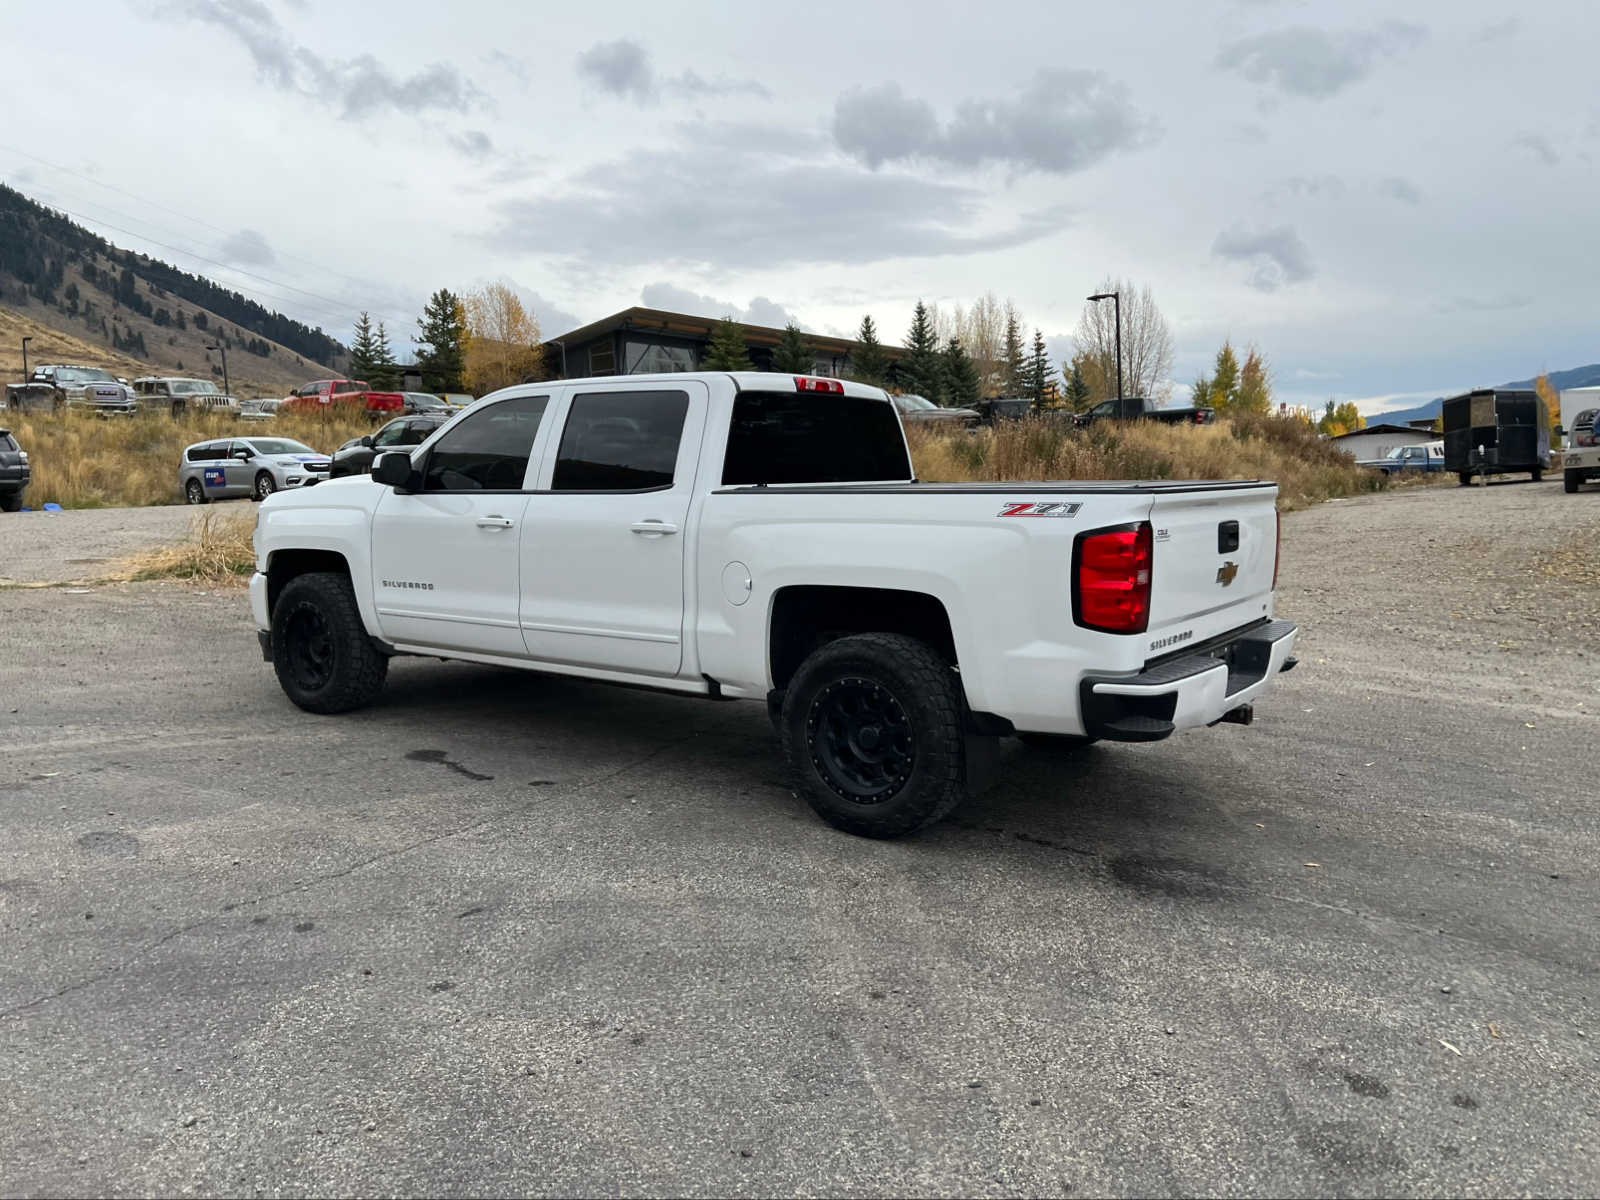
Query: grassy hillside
[[0, 183, 341, 395], [0, 307, 149, 381]]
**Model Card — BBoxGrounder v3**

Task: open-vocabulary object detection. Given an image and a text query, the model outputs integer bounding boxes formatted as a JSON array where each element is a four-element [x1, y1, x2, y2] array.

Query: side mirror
[[360, 435, 374, 448], [234, 448, 252, 460], [373, 451, 419, 491]]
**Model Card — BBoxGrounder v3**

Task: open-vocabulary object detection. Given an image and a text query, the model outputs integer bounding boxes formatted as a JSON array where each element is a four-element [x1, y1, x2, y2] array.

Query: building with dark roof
[[540, 307, 906, 382]]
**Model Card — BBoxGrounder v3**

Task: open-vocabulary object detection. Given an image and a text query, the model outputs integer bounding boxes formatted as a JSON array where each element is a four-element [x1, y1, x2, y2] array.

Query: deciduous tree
[[1317, 399, 1365, 437], [464, 282, 542, 393], [1074, 280, 1174, 402]]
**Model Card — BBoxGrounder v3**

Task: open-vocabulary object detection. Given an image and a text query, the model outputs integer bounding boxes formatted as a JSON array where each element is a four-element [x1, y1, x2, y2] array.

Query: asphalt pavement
[[0, 484, 1595, 1196]]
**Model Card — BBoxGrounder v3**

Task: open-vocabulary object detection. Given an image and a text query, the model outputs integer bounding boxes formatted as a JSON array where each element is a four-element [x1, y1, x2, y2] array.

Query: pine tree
[[902, 300, 944, 404], [849, 315, 889, 384], [1063, 360, 1092, 412], [347, 311, 380, 382], [772, 321, 813, 373], [1001, 311, 1027, 397], [703, 316, 753, 370], [1025, 328, 1053, 409], [371, 322, 400, 390], [943, 337, 980, 406], [415, 288, 467, 392]]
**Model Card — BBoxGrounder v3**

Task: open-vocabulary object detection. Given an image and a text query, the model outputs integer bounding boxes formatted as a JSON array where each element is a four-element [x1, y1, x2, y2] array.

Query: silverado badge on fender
[[1216, 561, 1239, 586]]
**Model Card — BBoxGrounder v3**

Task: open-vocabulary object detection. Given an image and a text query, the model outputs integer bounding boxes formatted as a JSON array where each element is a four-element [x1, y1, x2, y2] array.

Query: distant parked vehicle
[[0, 427, 30, 512], [1359, 441, 1446, 475], [179, 436, 331, 504], [5, 365, 137, 415], [238, 398, 283, 422], [1552, 387, 1600, 493], [134, 376, 241, 417], [281, 379, 404, 421], [976, 397, 1035, 424], [329, 412, 451, 477], [1442, 389, 1549, 485], [437, 393, 475, 411], [1073, 395, 1215, 428], [891, 393, 980, 428], [400, 391, 450, 415]]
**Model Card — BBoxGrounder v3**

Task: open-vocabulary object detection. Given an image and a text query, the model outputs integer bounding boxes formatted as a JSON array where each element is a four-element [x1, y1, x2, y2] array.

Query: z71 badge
[[998, 501, 1082, 518]]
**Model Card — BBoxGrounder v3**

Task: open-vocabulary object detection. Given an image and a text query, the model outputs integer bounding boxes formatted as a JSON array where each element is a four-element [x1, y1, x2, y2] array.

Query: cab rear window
[[722, 390, 911, 485]]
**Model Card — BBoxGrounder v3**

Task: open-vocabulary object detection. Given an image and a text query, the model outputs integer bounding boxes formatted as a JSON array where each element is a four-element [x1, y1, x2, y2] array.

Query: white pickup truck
[[251, 372, 1298, 837]]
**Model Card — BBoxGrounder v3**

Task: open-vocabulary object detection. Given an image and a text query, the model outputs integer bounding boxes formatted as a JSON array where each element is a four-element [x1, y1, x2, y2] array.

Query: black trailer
[[1441, 389, 1549, 485]]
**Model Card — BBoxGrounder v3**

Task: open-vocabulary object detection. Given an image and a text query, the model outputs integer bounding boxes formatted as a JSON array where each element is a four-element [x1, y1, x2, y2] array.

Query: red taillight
[[1194, 411, 1207, 424], [1074, 522, 1153, 634], [1273, 509, 1281, 589], [795, 376, 844, 393]]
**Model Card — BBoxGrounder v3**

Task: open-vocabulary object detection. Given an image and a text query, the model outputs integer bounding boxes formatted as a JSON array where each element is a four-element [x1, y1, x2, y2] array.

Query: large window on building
[[624, 341, 695, 374]]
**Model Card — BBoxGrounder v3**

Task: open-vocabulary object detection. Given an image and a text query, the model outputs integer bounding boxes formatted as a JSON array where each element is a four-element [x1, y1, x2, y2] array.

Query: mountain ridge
[[1369, 362, 1600, 425]]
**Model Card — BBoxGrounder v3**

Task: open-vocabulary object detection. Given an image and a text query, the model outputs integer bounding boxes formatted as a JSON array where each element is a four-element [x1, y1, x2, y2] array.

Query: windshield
[[246, 439, 317, 456], [895, 394, 937, 412], [171, 380, 220, 395], [56, 367, 118, 383], [405, 393, 443, 409]]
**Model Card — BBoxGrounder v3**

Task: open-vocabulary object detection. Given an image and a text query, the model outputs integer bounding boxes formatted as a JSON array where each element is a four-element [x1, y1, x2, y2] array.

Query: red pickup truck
[[281, 379, 404, 420]]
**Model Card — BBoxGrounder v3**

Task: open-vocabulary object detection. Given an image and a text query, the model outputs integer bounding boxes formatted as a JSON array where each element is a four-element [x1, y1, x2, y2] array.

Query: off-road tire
[[0, 489, 21, 513], [781, 632, 967, 838], [271, 571, 387, 714], [184, 478, 207, 505], [1531, 467, 1544, 483], [1457, 471, 1472, 487], [254, 471, 276, 501], [1565, 468, 1582, 494], [1017, 732, 1098, 752]]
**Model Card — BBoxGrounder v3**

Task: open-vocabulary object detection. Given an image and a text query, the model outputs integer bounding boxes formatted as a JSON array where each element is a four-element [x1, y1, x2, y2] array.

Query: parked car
[[329, 412, 451, 477], [250, 371, 1297, 840], [134, 376, 241, 418], [0, 427, 29, 512], [281, 379, 404, 421], [5, 365, 137, 415], [180, 436, 331, 504], [1073, 395, 1216, 428], [1554, 389, 1600, 492], [400, 391, 450, 415], [1359, 441, 1446, 475], [238, 398, 283, 422], [438, 393, 475, 412], [891, 393, 980, 428]]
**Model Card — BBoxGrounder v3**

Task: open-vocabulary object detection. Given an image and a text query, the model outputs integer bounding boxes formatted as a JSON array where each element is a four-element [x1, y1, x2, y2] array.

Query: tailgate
[[1144, 486, 1278, 648]]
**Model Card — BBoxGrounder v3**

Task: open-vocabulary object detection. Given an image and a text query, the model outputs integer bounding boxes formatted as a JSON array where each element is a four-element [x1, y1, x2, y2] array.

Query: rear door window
[[722, 390, 910, 485], [551, 391, 689, 491]]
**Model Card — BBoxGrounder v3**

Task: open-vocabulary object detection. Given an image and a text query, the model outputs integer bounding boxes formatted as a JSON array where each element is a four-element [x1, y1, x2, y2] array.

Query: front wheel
[[0, 489, 21, 513], [1565, 469, 1582, 494], [184, 478, 207, 505], [1532, 467, 1544, 483], [270, 572, 387, 713], [254, 471, 276, 501], [780, 632, 967, 838], [1458, 471, 1472, 486]]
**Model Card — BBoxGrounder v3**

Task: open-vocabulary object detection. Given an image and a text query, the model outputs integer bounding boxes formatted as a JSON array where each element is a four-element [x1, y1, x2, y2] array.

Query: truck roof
[[539, 371, 890, 401]]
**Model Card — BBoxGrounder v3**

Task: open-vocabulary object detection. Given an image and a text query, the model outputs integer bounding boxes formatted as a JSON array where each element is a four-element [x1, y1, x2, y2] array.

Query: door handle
[[476, 515, 514, 529], [630, 520, 680, 536]]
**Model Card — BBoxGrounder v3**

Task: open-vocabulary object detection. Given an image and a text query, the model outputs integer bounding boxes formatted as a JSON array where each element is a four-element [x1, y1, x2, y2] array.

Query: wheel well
[[267, 549, 350, 616], [769, 585, 957, 691]]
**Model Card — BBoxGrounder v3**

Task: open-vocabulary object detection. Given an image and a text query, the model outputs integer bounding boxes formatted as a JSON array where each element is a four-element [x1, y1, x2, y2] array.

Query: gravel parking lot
[[1, 481, 1596, 1196]]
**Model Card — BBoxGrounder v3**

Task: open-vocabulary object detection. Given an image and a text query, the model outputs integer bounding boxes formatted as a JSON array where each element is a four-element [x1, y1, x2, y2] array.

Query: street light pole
[[206, 342, 230, 400], [1086, 291, 1123, 408], [21, 335, 32, 381]]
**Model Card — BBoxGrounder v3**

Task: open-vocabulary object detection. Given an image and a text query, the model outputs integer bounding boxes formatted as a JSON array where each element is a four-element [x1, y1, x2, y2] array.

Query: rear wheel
[[1458, 471, 1472, 486], [1532, 467, 1544, 483], [0, 489, 21, 513], [270, 572, 387, 714], [254, 471, 276, 501], [184, 478, 207, 505], [1565, 469, 1582, 494], [781, 632, 967, 838]]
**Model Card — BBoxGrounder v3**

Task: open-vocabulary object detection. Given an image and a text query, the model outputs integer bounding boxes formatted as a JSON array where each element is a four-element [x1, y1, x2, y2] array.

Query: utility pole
[[1086, 291, 1123, 410], [206, 341, 230, 400], [21, 335, 32, 381]]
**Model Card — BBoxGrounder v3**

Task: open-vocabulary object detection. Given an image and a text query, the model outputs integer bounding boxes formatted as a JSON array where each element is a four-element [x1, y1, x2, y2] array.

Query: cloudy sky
[[6, 0, 1597, 412]]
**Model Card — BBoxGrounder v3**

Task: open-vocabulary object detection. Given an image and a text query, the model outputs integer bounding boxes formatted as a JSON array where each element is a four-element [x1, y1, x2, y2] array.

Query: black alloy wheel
[[807, 676, 916, 803], [281, 603, 335, 694]]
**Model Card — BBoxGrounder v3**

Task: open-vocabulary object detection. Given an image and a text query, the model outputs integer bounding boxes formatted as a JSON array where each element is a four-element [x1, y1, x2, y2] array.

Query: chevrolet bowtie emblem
[[1216, 561, 1239, 586]]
